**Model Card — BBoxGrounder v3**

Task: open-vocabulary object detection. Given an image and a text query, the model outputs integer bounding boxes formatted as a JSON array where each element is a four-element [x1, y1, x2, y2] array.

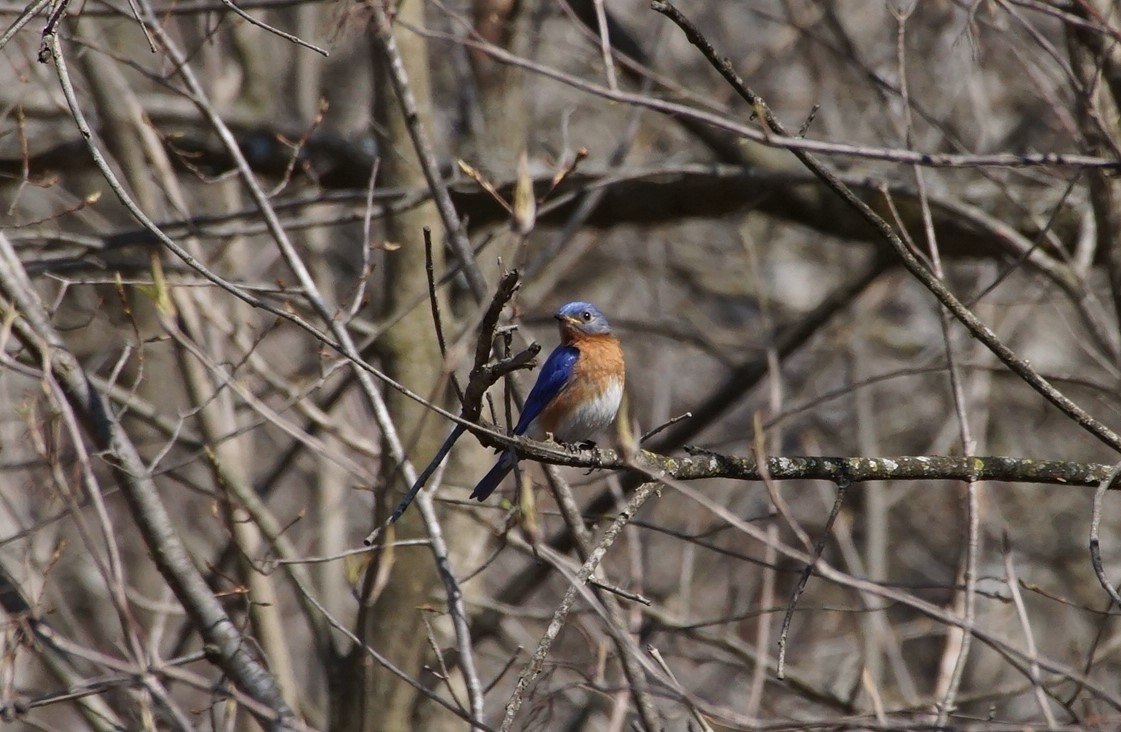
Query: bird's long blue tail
[[469, 450, 516, 501], [390, 424, 466, 522]]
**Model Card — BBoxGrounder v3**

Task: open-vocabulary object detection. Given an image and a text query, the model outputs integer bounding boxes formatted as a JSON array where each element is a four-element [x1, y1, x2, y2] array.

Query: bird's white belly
[[548, 379, 623, 443]]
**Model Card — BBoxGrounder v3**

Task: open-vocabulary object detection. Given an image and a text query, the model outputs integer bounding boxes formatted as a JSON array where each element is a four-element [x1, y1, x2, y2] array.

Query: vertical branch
[[1002, 534, 1058, 730], [852, 328, 887, 697], [591, 0, 618, 90], [745, 523, 777, 716]]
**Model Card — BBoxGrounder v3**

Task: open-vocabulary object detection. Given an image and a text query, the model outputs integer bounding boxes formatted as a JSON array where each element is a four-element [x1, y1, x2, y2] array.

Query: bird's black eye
[[582, 310, 592, 321]]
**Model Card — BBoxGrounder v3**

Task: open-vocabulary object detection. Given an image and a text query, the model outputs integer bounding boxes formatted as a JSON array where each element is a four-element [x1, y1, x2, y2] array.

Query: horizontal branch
[[491, 436, 1115, 490]]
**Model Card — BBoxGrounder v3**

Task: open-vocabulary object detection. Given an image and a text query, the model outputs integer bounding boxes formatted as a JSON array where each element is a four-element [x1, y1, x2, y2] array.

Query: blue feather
[[468, 448, 515, 501], [512, 345, 579, 435], [392, 424, 466, 520]]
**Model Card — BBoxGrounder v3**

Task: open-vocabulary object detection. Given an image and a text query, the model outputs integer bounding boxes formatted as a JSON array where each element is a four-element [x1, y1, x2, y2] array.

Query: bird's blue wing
[[512, 345, 579, 435]]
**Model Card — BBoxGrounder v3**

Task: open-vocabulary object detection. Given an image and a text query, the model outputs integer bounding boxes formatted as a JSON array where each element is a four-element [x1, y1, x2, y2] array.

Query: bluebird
[[389, 301, 624, 522], [469, 301, 625, 501]]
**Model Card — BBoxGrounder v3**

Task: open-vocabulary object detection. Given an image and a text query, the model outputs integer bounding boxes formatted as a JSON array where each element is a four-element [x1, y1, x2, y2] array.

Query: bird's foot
[[550, 435, 596, 454], [583, 444, 606, 475]]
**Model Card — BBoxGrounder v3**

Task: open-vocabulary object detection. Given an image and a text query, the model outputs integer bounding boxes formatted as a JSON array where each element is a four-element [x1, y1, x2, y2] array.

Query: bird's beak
[[555, 313, 577, 325]]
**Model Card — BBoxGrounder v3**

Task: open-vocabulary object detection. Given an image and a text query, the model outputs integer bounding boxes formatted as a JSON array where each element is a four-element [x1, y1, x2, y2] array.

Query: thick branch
[[480, 437, 1116, 490]]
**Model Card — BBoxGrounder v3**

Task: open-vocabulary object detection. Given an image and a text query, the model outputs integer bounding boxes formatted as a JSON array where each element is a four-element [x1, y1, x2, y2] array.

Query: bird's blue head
[[555, 301, 612, 336]]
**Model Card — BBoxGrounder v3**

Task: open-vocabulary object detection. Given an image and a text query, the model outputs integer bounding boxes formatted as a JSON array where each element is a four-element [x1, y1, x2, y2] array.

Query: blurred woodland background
[[4, 0, 1121, 729]]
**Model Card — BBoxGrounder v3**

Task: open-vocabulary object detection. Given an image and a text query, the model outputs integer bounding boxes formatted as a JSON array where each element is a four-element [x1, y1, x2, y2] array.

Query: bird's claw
[[582, 446, 605, 475], [549, 434, 593, 454]]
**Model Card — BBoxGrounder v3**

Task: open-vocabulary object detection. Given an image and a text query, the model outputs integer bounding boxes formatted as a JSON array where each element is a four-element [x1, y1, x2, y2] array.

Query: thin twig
[[271, 540, 429, 566], [586, 578, 652, 606], [591, 0, 618, 90], [776, 474, 849, 679], [424, 225, 465, 404], [342, 156, 380, 323], [746, 523, 777, 716], [0, 0, 49, 51], [639, 411, 691, 443], [216, 0, 327, 55], [1003, 532, 1058, 730], [646, 645, 714, 732]]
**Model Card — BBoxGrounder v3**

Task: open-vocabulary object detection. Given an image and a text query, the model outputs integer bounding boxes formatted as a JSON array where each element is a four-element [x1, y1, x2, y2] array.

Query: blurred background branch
[[3, 0, 1121, 730]]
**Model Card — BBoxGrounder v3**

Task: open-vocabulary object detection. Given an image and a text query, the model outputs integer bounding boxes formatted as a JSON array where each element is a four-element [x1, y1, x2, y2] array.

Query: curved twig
[[1089, 462, 1121, 607]]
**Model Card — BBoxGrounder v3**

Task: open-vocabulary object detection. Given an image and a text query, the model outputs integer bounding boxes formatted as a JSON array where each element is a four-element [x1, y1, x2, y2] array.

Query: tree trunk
[[330, 2, 492, 730]]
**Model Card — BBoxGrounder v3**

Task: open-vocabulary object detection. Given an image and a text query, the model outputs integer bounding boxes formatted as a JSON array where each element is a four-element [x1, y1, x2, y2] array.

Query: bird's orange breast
[[535, 333, 625, 442]]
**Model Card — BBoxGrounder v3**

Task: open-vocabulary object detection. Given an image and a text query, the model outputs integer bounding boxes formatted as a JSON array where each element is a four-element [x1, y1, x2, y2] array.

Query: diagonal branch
[[651, 0, 1121, 457]]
